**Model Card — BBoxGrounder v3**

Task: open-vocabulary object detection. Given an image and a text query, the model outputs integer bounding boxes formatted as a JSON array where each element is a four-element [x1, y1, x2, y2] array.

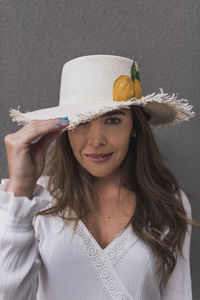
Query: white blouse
[[0, 176, 192, 300]]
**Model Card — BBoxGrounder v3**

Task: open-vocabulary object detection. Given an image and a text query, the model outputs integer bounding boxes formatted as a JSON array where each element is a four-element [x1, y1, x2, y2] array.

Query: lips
[[85, 152, 113, 158], [85, 152, 114, 163]]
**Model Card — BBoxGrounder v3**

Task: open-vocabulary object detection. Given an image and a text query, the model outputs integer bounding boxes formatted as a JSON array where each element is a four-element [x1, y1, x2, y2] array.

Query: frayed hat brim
[[9, 89, 195, 131]]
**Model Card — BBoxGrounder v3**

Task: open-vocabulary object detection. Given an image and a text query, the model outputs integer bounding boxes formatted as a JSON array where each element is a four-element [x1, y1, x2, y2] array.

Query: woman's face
[[67, 108, 133, 179]]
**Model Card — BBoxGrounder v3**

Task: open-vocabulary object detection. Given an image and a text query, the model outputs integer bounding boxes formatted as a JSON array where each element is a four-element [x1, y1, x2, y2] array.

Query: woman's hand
[[4, 118, 69, 198]]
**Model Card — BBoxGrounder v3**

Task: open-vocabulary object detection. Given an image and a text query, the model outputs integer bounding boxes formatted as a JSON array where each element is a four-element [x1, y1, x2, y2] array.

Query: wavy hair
[[37, 105, 200, 288]]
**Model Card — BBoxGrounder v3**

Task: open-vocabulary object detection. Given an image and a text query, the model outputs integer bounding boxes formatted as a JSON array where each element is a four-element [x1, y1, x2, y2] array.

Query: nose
[[86, 120, 106, 146]]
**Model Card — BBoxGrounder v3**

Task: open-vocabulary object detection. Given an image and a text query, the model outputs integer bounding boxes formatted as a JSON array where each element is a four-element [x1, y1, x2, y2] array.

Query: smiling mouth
[[85, 152, 113, 158]]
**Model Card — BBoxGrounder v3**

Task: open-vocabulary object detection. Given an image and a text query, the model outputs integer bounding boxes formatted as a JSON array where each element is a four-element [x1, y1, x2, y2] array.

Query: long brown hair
[[37, 105, 200, 288]]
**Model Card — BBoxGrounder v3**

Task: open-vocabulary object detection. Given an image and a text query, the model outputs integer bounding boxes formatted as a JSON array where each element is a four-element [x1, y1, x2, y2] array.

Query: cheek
[[111, 132, 131, 153], [68, 133, 81, 153], [120, 136, 131, 152]]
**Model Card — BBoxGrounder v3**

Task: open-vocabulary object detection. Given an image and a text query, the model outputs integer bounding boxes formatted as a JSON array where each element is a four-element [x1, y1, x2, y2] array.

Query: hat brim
[[9, 89, 195, 131]]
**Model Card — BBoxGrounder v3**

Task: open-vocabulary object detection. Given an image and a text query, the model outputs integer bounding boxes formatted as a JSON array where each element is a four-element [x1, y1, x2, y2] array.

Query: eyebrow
[[101, 110, 126, 117]]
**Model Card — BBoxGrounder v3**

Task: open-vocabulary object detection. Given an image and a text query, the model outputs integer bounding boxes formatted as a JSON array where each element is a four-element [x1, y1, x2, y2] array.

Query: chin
[[82, 164, 120, 178], [90, 172, 112, 178], [85, 169, 111, 177]]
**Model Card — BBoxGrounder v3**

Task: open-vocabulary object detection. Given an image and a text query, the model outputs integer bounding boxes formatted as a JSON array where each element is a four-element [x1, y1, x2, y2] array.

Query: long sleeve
[[160, 190, 193, 300], [0, 177, 51, 300]]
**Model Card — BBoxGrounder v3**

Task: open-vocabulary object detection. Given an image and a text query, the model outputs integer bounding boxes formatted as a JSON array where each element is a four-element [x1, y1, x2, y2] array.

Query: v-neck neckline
[[67, 218, 137, 299], [78, 218, 133, 252]]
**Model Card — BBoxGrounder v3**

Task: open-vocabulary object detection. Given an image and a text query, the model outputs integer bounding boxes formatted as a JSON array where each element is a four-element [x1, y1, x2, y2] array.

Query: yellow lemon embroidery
[[113, 61, 142, 102], [113, 75, 135, 101], [134, 78, 142, 99]]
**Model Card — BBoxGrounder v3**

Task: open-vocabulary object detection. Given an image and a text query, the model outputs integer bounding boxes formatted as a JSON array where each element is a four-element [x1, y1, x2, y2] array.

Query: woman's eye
[[78, 118, 121, 127], [106, 118, 121, 125]]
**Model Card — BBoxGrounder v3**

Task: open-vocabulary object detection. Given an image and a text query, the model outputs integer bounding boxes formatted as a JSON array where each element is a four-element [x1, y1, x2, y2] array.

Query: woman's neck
[[92, 174, 134, 215]]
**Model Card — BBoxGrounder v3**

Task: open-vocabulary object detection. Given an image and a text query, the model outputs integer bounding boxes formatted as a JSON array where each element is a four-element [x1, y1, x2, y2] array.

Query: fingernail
[[60, 120, 69, 124], [59, 116, 69, 120], [54, 120, 69, 126]]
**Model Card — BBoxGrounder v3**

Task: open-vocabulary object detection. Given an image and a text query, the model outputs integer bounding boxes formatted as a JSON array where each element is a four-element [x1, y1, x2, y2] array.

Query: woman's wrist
[[5, 182, 35, 199]]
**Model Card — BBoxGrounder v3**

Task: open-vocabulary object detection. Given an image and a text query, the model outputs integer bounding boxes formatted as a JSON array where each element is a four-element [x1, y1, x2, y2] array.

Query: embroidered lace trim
[[68, 220, 138, 300]]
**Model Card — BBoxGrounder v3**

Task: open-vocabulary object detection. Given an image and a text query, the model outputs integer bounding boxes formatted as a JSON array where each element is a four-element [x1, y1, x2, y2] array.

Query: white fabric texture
[[0, 176, 192, 300]]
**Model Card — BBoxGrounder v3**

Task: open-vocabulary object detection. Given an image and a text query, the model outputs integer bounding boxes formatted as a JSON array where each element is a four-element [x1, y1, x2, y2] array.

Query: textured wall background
[[0, 0, 199, 298]]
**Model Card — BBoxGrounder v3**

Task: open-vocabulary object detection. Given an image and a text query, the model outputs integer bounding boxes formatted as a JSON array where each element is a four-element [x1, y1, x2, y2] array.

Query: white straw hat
[[9, 54, 195, 130]]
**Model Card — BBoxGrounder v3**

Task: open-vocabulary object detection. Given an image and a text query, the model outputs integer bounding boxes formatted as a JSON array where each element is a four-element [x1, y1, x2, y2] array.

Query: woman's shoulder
[[35, 175, 56, 210], [178, 189, 192, 218], [33, 176, 63, 233], [34, 175, 73, 226]]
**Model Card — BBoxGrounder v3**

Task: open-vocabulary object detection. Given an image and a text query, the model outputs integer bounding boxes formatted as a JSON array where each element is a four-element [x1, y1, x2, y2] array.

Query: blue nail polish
[[55, 120, 69, 126], [61, 120, 69, 123], [59, 117, 69, 120]]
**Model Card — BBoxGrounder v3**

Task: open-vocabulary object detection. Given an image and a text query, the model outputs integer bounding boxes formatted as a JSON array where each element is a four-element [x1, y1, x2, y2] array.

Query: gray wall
[[0, 0, 199, 298]]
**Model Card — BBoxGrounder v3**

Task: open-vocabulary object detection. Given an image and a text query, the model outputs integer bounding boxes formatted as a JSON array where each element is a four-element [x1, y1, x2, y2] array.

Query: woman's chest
[[82, 219, 131, 249], [37, 216, 160, 300], [81, 202, 136, 249]]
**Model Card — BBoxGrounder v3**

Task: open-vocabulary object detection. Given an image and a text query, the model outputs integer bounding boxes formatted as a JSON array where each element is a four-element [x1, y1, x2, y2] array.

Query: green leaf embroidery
[[131, 62, 141, 81], [131, 62, 137, 82]]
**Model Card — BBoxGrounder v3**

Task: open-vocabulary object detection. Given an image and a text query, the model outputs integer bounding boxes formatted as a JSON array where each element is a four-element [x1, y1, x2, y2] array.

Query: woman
[[0, 55, 199, 300]]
